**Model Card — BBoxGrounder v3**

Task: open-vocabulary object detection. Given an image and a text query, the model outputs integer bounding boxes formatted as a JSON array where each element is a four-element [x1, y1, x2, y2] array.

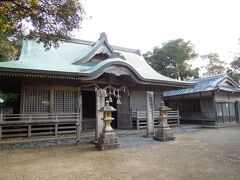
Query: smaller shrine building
[[164, 73, 240, 126]]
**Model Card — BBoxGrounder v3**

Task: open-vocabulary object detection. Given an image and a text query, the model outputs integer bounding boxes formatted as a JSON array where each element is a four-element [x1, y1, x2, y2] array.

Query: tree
[[230, 55, 240, 70], [0, 0, 84, 61], [0, 38, 22, 61], [227, 55, 240, 83], [201, 53, 226, 76], [226, 68, 240, 84], [143, 38, 199, 80]]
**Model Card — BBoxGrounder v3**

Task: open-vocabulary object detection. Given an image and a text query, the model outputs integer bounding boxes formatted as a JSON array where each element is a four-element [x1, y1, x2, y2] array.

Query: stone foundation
[[153, 127, 175, 142], [95, 131, 120, 150]]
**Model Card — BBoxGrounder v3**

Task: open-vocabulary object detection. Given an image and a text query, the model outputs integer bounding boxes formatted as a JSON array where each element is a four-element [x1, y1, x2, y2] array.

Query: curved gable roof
[[72, 32, 117, 65], [0, 33, 194, 88]]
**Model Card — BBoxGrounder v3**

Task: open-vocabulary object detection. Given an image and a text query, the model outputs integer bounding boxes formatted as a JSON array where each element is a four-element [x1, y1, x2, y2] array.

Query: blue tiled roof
[[164, 73, 240, 97]]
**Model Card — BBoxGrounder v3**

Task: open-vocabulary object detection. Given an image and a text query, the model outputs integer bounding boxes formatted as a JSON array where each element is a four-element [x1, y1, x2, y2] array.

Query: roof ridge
[[210, 75, 226, 86], [69, 39, 94, 45], [191, 73, 225, 82], [67, 36, 140, 55]]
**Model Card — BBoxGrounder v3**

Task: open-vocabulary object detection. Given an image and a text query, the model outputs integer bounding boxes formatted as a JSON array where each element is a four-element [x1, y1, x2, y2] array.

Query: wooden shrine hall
[[0, 33, 193, 140]]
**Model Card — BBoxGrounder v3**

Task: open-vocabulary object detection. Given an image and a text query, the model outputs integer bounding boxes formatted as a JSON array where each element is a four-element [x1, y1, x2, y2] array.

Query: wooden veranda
[[0, 113, 82, 140]]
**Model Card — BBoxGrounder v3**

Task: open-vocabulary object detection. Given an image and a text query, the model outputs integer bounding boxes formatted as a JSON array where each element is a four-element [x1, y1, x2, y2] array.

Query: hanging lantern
[[116, 97, 121, 105], [108, 95, 113, 103], [116, 89, 121, 104], [107, 87, 113, 103]]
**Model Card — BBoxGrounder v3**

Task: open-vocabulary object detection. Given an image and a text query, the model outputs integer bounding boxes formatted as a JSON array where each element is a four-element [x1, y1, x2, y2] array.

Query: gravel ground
[[0, 126, 239, 180], [0, 126, 201, 150], [119, 135, 162, 148]]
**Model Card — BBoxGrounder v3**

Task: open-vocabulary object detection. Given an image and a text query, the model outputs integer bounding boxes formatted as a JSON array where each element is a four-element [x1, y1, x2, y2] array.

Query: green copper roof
[[0, 34, 194, 87], [0, 40, 93, 72]]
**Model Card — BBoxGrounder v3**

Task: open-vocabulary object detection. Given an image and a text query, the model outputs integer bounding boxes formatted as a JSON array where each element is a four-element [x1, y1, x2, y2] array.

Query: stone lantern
[[153, 101, 175, 142], [95, 101, 120, 150]]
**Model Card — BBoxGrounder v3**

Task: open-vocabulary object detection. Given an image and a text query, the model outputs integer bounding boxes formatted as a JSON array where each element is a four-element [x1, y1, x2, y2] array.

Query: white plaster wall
[[130, 91, 147, 111], [130, 91, 162, 111], [215, 91, 240, 102], [154, 92, 163, 111]]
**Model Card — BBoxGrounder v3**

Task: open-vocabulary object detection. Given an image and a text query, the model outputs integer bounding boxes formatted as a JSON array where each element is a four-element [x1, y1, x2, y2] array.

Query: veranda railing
[[131, 110, 180, 130], [0, 113, 82, 140]]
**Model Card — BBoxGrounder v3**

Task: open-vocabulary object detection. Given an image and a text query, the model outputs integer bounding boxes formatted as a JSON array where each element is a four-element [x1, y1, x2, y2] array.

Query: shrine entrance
[[82, 91, 96, 129]]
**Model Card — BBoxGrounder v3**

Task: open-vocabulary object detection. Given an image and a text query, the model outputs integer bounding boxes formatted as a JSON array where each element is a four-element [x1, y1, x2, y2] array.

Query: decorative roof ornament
[[72, 32, 117, 65], [135, 49, 141, 56], [99, 32, 107, 41]]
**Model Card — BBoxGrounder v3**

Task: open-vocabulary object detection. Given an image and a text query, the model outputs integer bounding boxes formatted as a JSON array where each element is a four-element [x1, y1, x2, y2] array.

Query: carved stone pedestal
[[95, 131, 120, 150], [95, 101, 120, 150], [153, 126, 175, 142], [153, 101, 175, 142]]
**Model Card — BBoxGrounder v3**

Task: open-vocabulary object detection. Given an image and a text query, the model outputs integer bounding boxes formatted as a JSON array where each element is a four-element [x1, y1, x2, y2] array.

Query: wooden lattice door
[[23, 89, 49, 113], [53, 90, 77, 113]]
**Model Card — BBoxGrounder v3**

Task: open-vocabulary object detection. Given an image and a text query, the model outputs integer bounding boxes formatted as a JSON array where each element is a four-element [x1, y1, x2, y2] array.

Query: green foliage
[[0, 38, 22, 61], [0, 0, 84, 60], [0, 91, 7, 104], [143, 38, 199, 80], [0, 91, 6, 99], [227, 55, 240, 84], [226, 69, 240, 84], [230, 56, 240, 71], [201, 53, 226, 76]]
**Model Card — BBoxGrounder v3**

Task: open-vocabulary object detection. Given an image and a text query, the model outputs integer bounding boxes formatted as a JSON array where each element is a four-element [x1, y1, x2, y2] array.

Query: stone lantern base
[[95, 131, 120, 150], [153, 127, 175, 142]]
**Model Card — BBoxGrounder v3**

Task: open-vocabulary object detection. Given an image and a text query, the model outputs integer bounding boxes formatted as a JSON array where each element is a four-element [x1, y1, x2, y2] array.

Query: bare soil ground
[[0, 127, 239, 180]]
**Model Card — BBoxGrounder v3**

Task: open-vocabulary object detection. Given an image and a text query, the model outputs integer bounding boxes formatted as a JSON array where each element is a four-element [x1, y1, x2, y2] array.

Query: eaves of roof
[[0, 65, 195, 88], [0, 35, 195, 89]]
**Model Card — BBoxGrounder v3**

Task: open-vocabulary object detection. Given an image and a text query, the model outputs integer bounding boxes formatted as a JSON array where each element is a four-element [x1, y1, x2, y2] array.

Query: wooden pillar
[[146, 91, 154, 136], [212, 92, 218, 125], [28, 114, 32, 138], [213, 101, 218, 125], [20, 88, 25, 114], [49, 90, 54, 113], [76, 90, 82, 143], [0, 109, 3, 140], [136, 109, 140, 130], [95, 89, 106, 141], [235, 101, 240, 123], [55, 123, 58, 136], [50, 90, 57, 137]]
